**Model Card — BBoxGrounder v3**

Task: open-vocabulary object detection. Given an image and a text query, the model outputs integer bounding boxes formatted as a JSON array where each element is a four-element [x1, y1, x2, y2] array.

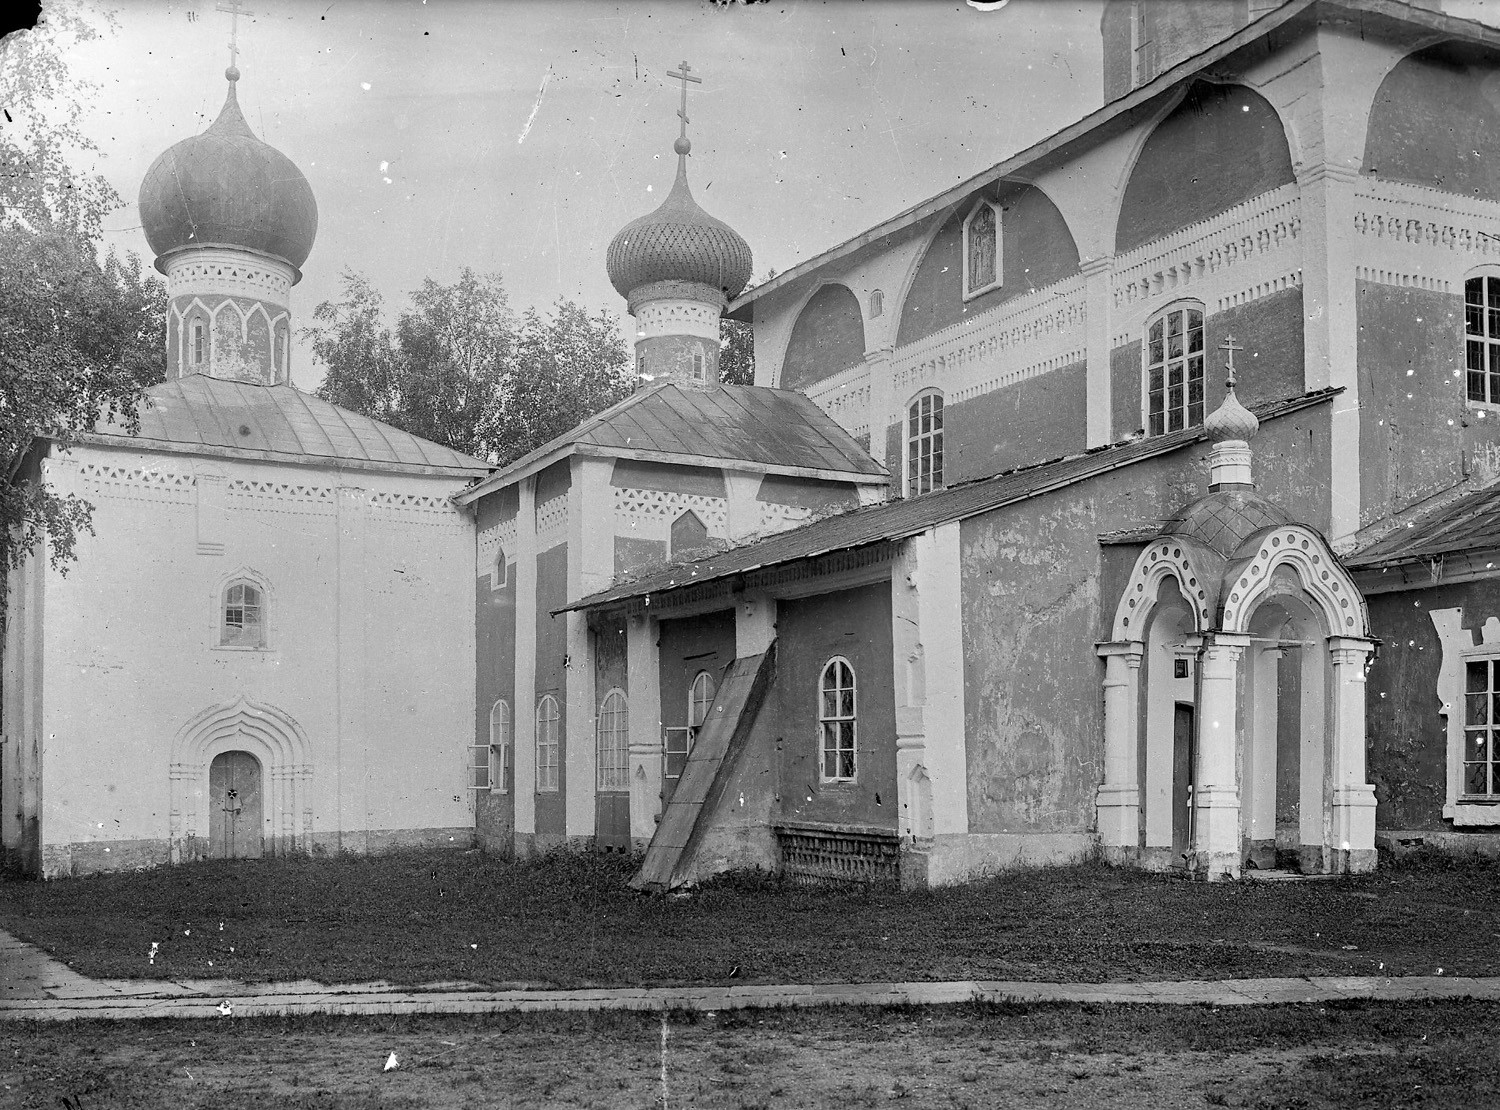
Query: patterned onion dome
[[1202, 382, 1259, 443], [1163, 490, 1291, 559], [606, 143, 752, 300], [139, 69, 318, 276]]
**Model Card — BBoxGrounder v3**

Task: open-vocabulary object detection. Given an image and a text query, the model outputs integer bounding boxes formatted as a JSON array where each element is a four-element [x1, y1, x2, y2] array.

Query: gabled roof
[[1347, 481, 1500, 568], [456, 381, 886, 505], [82, 377, 489, 477], [563, 389, 1339, 613]]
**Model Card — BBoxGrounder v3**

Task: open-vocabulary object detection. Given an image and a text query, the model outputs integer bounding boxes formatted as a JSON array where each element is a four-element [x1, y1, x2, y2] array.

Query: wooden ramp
[[631, 646, 776, 892]]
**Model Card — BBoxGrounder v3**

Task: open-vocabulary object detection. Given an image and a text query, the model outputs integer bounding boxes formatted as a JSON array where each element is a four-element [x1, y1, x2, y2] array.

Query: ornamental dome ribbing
[[1202, 381, 1259, 443], [606, 150, 752, 300], [138, 70, 318, 278]]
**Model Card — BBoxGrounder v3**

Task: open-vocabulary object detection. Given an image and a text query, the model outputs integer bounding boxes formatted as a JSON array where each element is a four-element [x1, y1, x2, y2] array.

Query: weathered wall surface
[[1364, 578, 1500, 830], [1363, 41, 1500, 203], [1356, 282, 1500, 528], [1116, 82, 1293, 254], [534, 543, 569, 840], [781, 284, 866, 392], [755, 475, 859, 514], [772, 583, 897, 831], [1101, 0, 1251, 101], [896, 185, 1080, 349], [946, 362, 1088, 483], [474, 490, 517, 851]]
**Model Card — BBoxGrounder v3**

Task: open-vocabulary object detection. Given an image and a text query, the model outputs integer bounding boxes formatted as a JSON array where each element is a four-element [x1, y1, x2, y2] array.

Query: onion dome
[[1202, 381, 1259, 443], [606, 139, 753, 301], [139, 68, 318, 278]]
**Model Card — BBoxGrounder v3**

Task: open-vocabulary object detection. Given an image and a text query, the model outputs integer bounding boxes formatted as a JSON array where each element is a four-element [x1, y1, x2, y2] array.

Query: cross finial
[[667, 60, 702, 143], [1220, 334, 1244, 389], [215, 1, 254, 73]]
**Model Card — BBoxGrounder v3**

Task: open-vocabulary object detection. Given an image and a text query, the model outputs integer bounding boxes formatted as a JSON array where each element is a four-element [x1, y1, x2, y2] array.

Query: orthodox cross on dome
[[1219, 334, 1244, 389], [215, 0, 254, 72], [668, 60, 702, 146]]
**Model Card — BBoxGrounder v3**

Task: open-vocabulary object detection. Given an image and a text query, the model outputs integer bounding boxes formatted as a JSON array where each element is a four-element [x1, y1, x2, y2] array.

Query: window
[[220, 581, 264, 648], [1145, 304, 1205, 436], [192, 320, 206, 366], [1464, 658, 1500, 798], [905, 390, 944, 497], [535, 695, 560, 793], [819, 657, 857, 782], [692, 350, 705, 380], [491, 545, 509, 591], [596, 689, 629, 791], [869, 289, 884, 318], [962, 199, 1001, 299], [637, 349, 647, 377], [689, 669, 717, 740], [479, 699, 510, 793], [1466, 276, 1500, 405]]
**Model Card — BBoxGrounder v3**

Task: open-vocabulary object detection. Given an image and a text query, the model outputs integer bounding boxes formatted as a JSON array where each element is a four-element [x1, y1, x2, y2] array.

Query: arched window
[[689, 670, 717, 740], [596, 689, 629, 791], [535, 695, 560, 793], [869, 289, 884, 318], [476, 698, 510, 793], [1466, 273, 1500, 406], [905, 390, 944, 497], [220, 581, 265, 648], [491, 545, 509, 591], [819, 657, 857, 782], [962, 199, 1002, 300], [1144, 302, 1204, 436]]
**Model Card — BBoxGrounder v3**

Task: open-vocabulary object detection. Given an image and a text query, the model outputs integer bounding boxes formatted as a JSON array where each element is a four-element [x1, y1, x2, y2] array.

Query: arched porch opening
[[1140, 577, 1198, 869]]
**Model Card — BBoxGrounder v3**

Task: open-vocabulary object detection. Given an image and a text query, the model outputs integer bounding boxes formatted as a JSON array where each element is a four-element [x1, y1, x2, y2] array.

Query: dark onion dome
[[139, 68, 318, 277], [606, 140, 752, 301], [1162, 490, 1292, 560]]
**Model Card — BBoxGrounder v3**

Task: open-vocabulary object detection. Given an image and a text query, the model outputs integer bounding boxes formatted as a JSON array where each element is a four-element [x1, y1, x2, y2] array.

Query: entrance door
[[1171, 703, 1195, 862], [209, 750, 263, 859]]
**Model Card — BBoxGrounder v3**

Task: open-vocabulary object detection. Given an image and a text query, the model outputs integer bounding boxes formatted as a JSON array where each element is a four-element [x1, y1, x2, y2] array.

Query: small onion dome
[[1162, 490, 1291, 560], [606, 147, 752, 301], [139, 69, 318, 278], [1202, 382, 1259, 443]]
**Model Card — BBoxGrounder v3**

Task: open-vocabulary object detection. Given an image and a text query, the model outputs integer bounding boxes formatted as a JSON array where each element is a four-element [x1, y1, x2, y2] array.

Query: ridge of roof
[[562, 388, 1340, 613]]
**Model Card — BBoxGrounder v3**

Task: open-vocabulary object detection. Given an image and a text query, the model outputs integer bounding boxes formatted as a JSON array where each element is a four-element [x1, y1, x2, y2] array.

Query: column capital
[[1205, 631, 1252, 653], [1294, 160, 1361, 188], [1328, 635, 1376, 657], [1095, 639, 1144, 660], [1080, 254, 1115, 278]]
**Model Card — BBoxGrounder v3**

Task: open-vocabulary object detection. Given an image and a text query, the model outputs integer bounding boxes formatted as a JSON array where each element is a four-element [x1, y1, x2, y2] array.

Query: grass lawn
[[1, 849, 1498, 988], [5, 999, 1500, 1109]]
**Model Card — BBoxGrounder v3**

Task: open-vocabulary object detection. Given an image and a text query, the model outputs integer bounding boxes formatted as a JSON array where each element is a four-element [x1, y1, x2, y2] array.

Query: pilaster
[[1082, 256, 1114, 448], [565, 456, 614, 839], [195, 467, 226, 556], [1095, 640, 1143, 852], [626, 613, 663, 841], [512, 477, 538, 837], [1193, 632, 1249, 879], [735, 592, 777, 658], [335, 484, 370, 851], [1327, 635, 1377, 873], [864, 346, 895, 465]]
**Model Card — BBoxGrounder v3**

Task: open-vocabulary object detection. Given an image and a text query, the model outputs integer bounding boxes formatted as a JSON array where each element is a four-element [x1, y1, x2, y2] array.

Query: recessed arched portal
[[1140, 577, 1198, 865]]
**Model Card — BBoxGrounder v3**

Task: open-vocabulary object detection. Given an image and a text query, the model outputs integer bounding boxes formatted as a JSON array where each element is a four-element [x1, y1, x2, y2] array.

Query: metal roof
[[86, 377, 490, 476], [563, 389, 1339, 613], [457, 381, 886, 504], [1347, 482, 1500, 568]]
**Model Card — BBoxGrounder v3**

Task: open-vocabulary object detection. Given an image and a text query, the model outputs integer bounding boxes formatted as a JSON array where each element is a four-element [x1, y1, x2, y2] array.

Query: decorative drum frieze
[[633, 297, 722, 341], [535, 493, 570, 550], [74, 462, 196, 504], [225, 479, 335, 515], [165, 248, 294, 307], [612, 486, 728, 539]]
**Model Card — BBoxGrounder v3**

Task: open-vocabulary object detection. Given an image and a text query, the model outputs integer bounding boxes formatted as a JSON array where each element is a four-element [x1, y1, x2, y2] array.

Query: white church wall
[[30, 442, 476, 876]]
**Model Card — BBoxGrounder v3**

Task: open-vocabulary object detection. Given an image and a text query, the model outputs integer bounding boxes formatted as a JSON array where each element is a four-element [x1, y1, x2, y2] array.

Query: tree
[[1, 7, 167, 586], [719, 318, 755, 386]]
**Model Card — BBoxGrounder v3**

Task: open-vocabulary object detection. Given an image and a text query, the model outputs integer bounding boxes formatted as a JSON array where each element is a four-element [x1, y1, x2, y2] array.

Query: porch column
[[626, 612, 662, 843], [1194, 633, 1248, 879], [1095, 640, 1143, 857], [1328, 636, 1378, 874]]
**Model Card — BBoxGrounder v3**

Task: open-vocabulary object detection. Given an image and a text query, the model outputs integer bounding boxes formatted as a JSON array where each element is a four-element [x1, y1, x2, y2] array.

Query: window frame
[[535, 694, 561, 794], [596, 688, 630, 793], [688, 669, 717, 741], [191, 318, 207, 367], [217, 576, 268, 650], [961, 198, 1002, 301], [1141, 301, 1206, 438], [904, 389, 945, 498], [479, 698, 511, 794], [818, 656, 858, 783], [1465, 271, 1500, 409], [490, 545, 509, 592], [1461, 653, 1500, 802], [869, 289, 884, 319]]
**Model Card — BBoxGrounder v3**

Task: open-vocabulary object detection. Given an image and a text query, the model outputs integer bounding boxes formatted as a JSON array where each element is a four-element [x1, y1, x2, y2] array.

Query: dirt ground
[[3, 1001, 1493, 1110]]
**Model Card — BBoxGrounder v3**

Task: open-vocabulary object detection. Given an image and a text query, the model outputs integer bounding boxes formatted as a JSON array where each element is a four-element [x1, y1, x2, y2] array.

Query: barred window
[[905, 390, 944, 497], [596, 689, 629, 792], [819, 657, 857, 782], [220, 581, 264, 648], [1145, 304, 1204, 436], [1464, 657, 1500, 798], [535, 695, 560, 793], [1466, 276, 1500, 405]]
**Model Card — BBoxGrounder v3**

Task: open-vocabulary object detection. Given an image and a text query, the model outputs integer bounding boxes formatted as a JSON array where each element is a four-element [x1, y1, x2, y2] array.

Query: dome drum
[[163, 247, 293, 310], [626, 279, 726, 316]]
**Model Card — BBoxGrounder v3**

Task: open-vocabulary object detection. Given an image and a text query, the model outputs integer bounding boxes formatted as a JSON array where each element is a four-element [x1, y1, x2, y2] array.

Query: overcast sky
[[50, 0, 1106, 387]]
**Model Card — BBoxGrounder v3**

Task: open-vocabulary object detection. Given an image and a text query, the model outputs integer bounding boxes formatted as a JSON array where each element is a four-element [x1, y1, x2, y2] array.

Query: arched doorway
[[209, 750, 264, 859], [1140, 578, 1198, 866]]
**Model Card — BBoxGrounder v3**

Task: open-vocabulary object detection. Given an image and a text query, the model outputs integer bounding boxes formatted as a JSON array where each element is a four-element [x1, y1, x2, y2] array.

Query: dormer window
[[962, 199, 1002, 300]]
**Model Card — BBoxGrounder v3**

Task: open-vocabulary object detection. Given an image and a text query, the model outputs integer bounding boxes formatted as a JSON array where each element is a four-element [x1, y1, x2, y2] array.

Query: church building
[[2, 62, 486, 876]]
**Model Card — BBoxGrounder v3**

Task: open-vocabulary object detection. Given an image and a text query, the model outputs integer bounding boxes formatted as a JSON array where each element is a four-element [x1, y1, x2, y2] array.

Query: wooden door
[[209, 750, 264, 859], [1171, 703, 1195, 862]]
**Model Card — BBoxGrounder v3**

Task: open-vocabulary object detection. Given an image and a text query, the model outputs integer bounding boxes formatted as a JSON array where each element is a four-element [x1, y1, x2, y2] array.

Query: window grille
[[221, 582, 264, 648], [596, 689, 629, 791], [1146, 304, 1205, 436], [819, 657, 857, 782], [1466, 276, 1500, 405], [536, 695, 560, 793], [905, 391, 944, 497]]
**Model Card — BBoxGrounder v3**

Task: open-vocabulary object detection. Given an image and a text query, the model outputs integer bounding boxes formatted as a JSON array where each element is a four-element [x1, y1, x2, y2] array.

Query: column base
[[1096, 784, 1140, 848]]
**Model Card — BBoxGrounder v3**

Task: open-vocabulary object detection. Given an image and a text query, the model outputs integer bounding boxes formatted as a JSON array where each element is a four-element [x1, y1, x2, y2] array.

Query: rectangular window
[[1466, 277, 1500, 405], [1464, 657, 1500, 798], [1146, 307, 1204, 436]]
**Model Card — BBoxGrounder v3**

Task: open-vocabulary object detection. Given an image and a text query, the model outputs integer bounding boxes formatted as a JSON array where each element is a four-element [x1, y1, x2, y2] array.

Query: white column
[[1194, 633, 1248, 879], [335, 485, 370, 851], [626, 612, 662, 841], [1082, 255, 1114, 449], [565, 456, 615, 840], [1095, 640, 1143, 854], [1327, 636, 1377, 873], [512, 477, 538, 840]]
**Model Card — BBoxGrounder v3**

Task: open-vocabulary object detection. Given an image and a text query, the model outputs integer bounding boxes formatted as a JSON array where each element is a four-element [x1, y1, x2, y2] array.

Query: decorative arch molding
[[168, 695, 313, 860], [1218, 524, 1368, 637], [1111, 536, 1220, 641]]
